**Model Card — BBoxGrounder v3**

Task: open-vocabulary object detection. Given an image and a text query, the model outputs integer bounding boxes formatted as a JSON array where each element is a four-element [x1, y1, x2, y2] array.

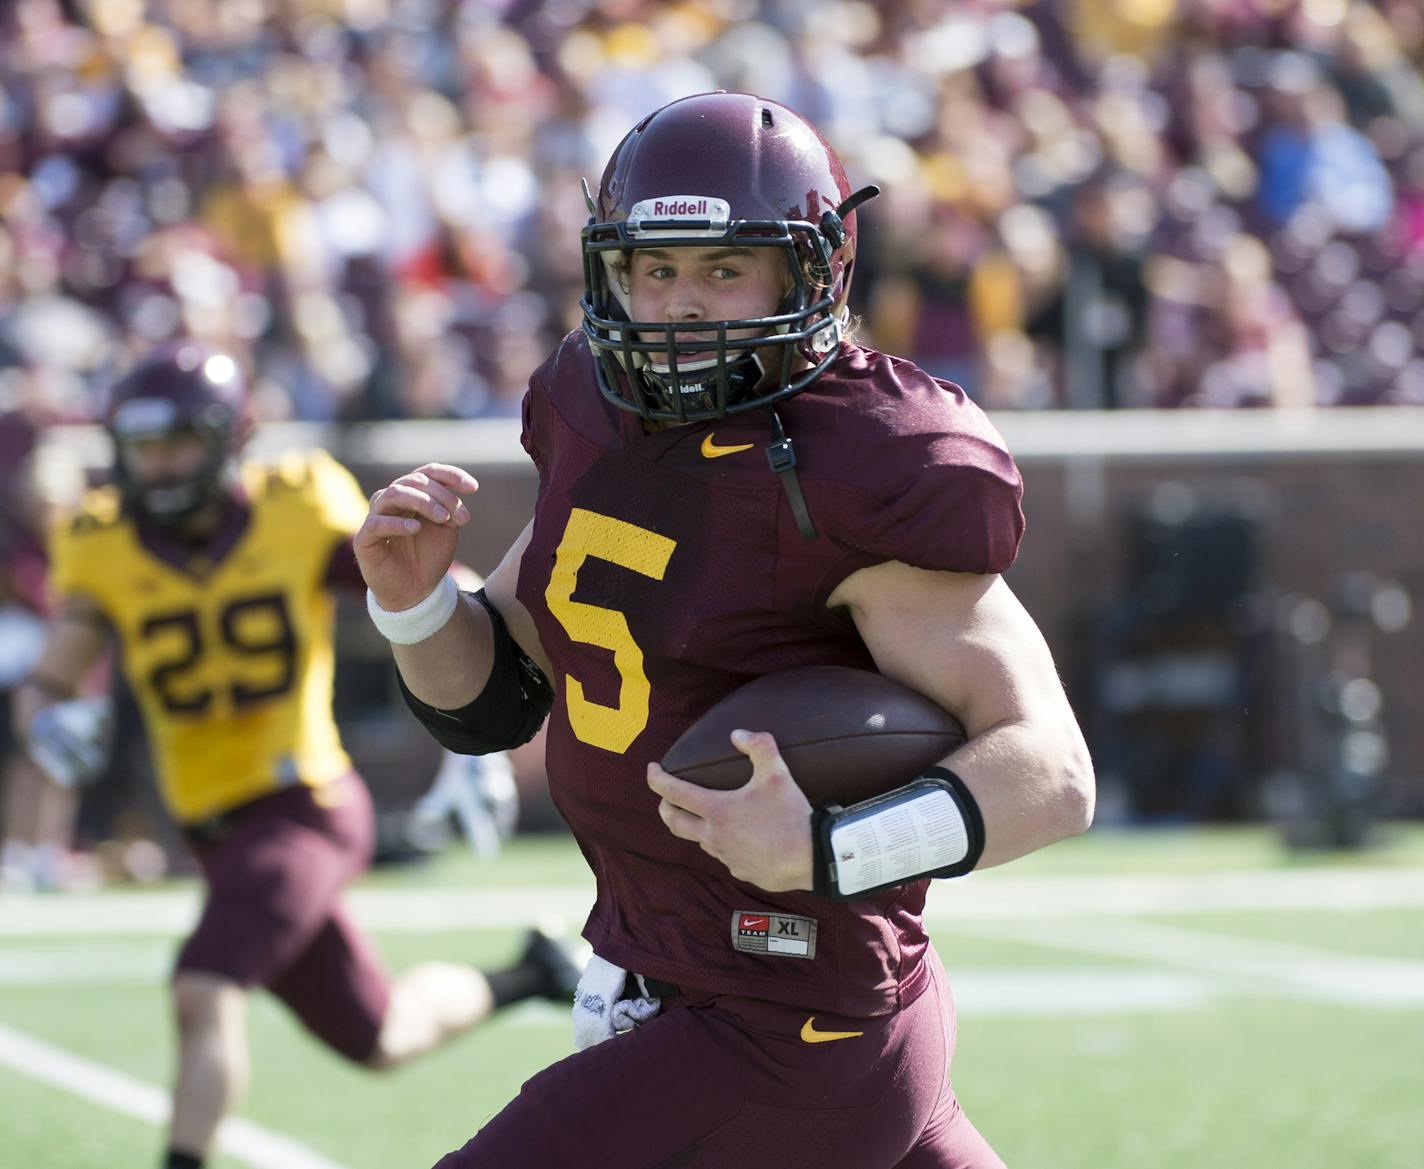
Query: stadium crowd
[[0, 0, 1423, 430]]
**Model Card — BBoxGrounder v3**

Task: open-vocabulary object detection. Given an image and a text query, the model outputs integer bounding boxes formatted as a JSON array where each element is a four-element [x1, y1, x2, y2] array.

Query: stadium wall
[[47, 409, 1424, 819]]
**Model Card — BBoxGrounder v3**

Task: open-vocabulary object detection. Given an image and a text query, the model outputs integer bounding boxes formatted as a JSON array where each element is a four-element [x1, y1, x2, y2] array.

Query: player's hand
[[26, 697, 112, 789], [646, 730, 814, 893], [355, 464, 477, 611]]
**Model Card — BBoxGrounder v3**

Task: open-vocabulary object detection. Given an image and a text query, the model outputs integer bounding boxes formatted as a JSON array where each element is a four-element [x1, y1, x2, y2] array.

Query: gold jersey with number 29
[[49, 449, 369, 825]]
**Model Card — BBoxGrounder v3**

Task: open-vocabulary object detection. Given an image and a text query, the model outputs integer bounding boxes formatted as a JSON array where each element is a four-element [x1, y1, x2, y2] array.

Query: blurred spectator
[[1393, 140, 1424, 257], [0, 0, 1422, 417], [0, 410, 91, 892], [1141, 231, 1317, 406], [1255, 53, 1394, 235], [1026, 171, 1152, 408]]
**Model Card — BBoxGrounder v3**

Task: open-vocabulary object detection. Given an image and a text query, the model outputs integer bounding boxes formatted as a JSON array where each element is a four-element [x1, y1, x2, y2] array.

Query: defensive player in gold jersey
[[15, 342, 580, 1169]]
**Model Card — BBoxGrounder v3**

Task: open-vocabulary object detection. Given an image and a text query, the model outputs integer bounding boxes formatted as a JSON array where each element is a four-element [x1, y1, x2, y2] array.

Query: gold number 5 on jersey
[[545, 508, 676, 753]]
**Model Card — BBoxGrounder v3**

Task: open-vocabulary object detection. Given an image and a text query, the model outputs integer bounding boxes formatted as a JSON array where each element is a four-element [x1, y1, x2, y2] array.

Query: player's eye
[[709, 266, 740, 280]]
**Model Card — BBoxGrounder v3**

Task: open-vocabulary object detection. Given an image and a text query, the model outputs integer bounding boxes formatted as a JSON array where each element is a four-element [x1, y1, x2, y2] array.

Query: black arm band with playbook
[[811, 766, 985, 901], [396, 589, 553, 755]]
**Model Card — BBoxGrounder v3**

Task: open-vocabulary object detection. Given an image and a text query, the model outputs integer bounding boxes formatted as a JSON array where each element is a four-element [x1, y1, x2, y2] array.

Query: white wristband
[[366, 576, 460, 645]]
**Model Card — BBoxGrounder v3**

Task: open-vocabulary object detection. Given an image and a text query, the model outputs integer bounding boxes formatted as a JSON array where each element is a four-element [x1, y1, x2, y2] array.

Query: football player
[[358, 93, 1095, 1168], [15, 342, 582, 1169]]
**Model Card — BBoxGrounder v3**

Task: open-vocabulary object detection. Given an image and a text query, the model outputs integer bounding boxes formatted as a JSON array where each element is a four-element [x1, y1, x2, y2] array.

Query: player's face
[[628, 246, 789, 360], [119, 430, 210, 488]]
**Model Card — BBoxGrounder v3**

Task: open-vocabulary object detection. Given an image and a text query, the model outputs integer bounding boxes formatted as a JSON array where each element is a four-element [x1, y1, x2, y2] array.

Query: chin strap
[[766, 409, 817, 540]]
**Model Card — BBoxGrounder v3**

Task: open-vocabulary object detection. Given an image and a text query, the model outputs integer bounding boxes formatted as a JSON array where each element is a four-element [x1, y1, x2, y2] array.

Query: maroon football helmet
[[582, 92, 877, 422], [104, 341, 250, 524]]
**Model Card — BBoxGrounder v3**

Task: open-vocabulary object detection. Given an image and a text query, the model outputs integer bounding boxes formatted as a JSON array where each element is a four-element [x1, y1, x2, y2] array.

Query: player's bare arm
[[833, 560, 1095, 869], [15, 595, 113, 789], [649, 562, 1094, 889], [480, 523, 551, 681], [14, 595, 108, 728]]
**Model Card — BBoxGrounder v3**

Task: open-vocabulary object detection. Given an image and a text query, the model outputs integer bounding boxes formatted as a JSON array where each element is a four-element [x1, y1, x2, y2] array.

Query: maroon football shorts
[[175, 773, 390, 1063], [434, 946, 1004, 1169]]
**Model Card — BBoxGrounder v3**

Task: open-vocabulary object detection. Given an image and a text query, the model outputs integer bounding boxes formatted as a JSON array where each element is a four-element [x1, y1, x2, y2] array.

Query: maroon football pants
[[435, 946, 1003, 1169], [176, 774, 390, 1062]]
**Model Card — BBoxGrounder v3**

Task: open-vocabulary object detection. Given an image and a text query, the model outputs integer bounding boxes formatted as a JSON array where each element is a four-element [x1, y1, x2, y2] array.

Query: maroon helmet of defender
[[104, 340, 250, 524], [581, 91, 878, 423]]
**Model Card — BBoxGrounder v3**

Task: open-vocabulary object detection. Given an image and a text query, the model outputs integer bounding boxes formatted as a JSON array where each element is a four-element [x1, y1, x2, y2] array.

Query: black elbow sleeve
[[396, 589, 553, 755]]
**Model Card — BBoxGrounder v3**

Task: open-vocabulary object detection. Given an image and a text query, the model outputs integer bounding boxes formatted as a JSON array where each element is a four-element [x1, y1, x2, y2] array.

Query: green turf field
[[2, 825, 1421, 1169]]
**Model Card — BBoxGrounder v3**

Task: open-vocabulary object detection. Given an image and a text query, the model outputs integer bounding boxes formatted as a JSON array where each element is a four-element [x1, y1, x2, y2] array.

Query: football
[[660, 666, 967, 806]]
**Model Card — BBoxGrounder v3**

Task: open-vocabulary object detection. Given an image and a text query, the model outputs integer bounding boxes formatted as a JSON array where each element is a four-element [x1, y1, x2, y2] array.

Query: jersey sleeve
[[46, 493, 116, 608], [815, 435, 1024, 577], [520, 359, 557, 476], [47, 513, 87, 601], [793, 352, 1026, 602], [300, 448, 370, 538], [520, 383, 545, 473]]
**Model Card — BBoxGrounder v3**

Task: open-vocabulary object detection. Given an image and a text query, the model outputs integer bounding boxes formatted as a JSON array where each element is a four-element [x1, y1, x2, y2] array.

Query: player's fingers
[[730, 730, 793, 788], [369, 483, 457, 525], [399, 471, 472, 526], [655, 796, 706, 843], [414, 464, 480, 499], [646, 762, 716, 817], [355, 512, 423, 547]]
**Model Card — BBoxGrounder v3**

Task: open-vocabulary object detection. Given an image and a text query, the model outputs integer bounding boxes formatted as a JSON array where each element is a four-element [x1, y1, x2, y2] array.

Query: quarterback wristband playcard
[[818, 770, 984, 899]]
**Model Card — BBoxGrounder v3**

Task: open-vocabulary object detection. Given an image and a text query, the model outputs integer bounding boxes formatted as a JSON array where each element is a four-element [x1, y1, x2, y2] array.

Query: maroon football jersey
[[515, 332, 1024, 1017]]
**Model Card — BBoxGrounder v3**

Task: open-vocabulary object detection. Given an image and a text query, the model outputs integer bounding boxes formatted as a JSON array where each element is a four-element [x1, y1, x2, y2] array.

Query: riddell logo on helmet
[[652, 198, 708, 216], [627, 196, 731, 232]]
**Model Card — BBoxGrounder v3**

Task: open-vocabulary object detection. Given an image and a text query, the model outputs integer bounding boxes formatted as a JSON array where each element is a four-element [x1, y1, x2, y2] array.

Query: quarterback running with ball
[[359, 93, 1094, 1168]]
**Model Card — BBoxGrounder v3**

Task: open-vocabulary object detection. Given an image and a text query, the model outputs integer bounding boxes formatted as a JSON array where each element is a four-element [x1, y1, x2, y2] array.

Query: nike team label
[[730, 910, 818, 959]]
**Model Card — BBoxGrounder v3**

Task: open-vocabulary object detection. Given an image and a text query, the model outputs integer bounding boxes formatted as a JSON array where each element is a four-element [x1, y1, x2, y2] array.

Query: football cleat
[[520, 924, 589, 1002]]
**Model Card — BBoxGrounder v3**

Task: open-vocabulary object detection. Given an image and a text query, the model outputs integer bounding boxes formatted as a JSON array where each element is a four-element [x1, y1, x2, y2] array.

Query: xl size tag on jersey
[[730, 910, 818, 960]]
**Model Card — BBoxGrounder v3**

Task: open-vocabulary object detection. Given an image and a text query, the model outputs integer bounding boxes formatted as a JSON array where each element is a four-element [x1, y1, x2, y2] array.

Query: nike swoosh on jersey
[[701, 434, 755, 459], [800, 1016, 864, 1044]]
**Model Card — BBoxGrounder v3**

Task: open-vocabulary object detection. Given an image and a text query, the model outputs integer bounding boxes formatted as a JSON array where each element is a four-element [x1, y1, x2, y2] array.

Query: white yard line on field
[[937, 914, 1424, 1008], [0, 942, 1220, 1017], [0, 1022, 353, 1169], [3, 864, 1423, 1016], [0, 886, 598, 937], [3, 867, 1424, 939], [3, 868, 1422, 1013], [0, 939, 171, 983], [941, 866, 1424, 916]]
